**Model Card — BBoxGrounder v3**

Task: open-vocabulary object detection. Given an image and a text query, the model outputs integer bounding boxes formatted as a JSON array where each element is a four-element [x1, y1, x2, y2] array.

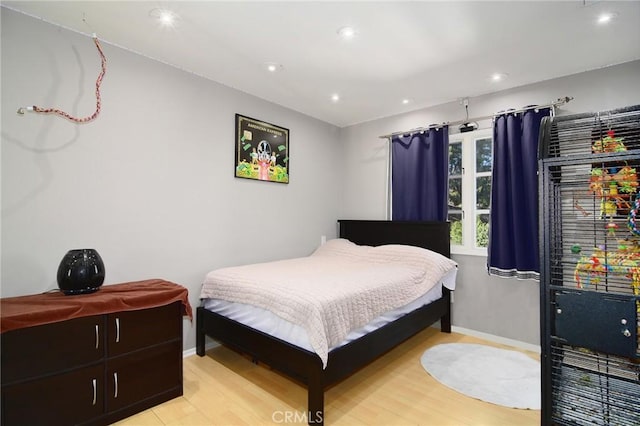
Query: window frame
[[448, 128, 493, 256]]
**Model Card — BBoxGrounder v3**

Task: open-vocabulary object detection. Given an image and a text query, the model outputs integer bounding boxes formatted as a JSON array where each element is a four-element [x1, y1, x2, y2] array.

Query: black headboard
[[338, 220, 451, 258]]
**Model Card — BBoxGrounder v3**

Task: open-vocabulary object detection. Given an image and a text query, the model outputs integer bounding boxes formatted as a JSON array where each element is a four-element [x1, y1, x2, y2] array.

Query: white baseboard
[[182, 341, 219, 359], [451, 325, 541, 353]]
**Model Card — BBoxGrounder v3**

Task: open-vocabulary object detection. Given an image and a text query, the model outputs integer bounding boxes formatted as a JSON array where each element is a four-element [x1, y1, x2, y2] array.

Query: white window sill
[[451, 246, 488, 257]]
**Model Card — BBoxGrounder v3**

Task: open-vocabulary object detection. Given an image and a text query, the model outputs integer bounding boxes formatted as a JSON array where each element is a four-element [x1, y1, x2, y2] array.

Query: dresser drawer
[[1, 315, 105, 384], [106, 340, 182, 412], [1, 364, 104, 426], [107, 302, 181, 356]]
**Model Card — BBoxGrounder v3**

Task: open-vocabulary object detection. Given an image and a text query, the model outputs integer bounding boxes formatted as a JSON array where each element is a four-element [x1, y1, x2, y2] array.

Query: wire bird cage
[[539, 105, 640, 426]]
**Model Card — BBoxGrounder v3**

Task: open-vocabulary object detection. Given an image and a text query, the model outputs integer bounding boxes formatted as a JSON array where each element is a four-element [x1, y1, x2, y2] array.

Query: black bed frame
[[196, 220, 452, 425]]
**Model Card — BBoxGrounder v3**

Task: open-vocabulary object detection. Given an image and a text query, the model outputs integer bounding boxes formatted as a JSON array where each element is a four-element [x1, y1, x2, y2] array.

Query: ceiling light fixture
[[337, 26, 357, 40], [331, 94, 340, 102], [149, 8, 178, 27], [264, 62, 283, 73], [491, 73, 508, 82], [402, 99, 411, 105], [597, 12, 617, 25]]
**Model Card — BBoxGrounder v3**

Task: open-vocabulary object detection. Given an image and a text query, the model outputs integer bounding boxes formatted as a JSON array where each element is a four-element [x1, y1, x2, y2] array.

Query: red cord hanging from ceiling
[[19, 34, 106, 123]]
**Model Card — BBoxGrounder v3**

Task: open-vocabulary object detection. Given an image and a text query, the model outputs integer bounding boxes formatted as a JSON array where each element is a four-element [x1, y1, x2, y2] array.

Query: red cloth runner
[[1, 279, 192, 334]]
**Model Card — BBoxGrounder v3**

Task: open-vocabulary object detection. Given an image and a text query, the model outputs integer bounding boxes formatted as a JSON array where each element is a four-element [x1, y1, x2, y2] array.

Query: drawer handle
[[113, 372, 118, 398], [95, 324, 99, 349], [115, 317, 120, 343], [92, 378, 97, 405]]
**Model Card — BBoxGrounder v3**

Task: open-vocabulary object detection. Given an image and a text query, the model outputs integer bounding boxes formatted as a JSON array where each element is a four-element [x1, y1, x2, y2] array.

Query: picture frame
[[235, 114, 289, 184]]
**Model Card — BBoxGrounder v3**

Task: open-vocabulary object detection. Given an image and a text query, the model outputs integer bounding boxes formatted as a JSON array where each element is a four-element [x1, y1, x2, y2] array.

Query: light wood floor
[[114, 329, 540, 425]]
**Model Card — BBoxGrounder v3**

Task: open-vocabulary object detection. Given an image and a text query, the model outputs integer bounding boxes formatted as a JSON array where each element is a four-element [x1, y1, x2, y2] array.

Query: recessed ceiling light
[[331, 94, 340, 102], [149, 8, 178, 27], [597, 12, 617, 25], [264, 62, 283, 73], [402, 98, 412, 105], [337, 26, 357, 40], [491, 73, 508, 82]]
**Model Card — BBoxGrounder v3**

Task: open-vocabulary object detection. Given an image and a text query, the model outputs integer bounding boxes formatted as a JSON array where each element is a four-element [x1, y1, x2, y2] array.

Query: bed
[[196, 220, 454, 425]]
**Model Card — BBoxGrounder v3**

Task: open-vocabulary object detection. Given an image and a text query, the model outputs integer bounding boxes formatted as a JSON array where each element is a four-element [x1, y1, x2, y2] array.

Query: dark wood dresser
[[0, 279, 192, 426]]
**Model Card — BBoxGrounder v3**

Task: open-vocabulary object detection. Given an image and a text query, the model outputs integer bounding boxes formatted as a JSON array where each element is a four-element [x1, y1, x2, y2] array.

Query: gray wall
[[340, 60, 640, 346], [1, 9, 343, 350]]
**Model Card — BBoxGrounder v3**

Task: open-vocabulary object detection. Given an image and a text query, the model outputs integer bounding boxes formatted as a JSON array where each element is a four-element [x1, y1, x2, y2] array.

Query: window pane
[[476, 214, 490, 248], [476, 176, 491, 209], [449, 142, 462, 175], [449, 177, 462, 208], [476, 138, 492, 173], [449, 213, 463, 245]]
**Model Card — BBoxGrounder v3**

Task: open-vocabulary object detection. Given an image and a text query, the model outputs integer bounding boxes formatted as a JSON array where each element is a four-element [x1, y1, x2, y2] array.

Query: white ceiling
[[3, 1, 640, 127]]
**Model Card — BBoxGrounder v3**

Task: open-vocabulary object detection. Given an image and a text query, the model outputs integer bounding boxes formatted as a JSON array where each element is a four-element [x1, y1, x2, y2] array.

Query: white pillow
[[367, 244, 458, 277], [312, 239, 457, 279], [311, 238, 365, 257]]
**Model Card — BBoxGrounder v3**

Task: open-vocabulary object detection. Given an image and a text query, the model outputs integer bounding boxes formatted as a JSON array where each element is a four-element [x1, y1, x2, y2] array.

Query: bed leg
[[196, 307, 205, 357], [307, 371, 324, 425], [440, 289, 452, 333]]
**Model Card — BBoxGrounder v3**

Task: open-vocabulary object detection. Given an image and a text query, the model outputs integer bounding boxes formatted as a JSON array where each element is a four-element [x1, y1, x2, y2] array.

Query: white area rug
[[420, 343, 540, 410]]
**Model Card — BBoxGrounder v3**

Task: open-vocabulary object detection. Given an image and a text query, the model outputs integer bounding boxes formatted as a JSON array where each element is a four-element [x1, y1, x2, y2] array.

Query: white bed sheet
[[203, 268, 456, 353]]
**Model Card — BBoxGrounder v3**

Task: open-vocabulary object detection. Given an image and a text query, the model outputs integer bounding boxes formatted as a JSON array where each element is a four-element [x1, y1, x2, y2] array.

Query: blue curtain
[[391, 126, 449, 221], [487, 108, 550, 280]]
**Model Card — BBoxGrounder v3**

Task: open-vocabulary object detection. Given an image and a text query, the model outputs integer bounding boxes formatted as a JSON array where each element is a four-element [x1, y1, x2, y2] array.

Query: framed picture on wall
[[235, 114, 290, 184]]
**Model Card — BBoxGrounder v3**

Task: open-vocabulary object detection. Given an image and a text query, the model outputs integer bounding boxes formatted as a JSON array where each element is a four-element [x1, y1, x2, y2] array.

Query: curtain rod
[[378, 96, 573, 139]]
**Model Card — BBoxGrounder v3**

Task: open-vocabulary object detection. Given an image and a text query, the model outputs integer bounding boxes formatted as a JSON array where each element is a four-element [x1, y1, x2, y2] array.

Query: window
[[448, 128, 493, 255]]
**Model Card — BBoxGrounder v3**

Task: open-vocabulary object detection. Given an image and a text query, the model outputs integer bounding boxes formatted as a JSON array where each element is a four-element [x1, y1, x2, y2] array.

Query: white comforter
[[200, 238, 457, 367]]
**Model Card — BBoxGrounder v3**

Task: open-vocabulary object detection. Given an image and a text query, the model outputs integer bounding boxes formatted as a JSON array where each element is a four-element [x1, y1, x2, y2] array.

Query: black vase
[[57, 249, 105, 295]]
